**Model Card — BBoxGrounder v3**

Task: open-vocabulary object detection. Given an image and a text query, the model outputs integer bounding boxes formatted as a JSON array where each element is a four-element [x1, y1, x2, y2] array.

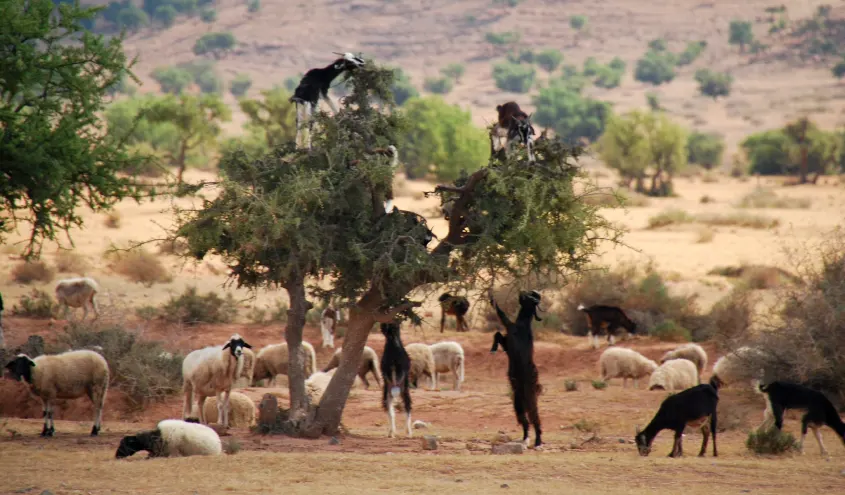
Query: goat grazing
[[438, 292, 470, 333], [380, 321, 412, 438], [635, 383, 719, 458], [577, 304, 638, 349], [320, 306, 337, 349], [289, 52, 365, 150], [756, 381, 845, 456], [491, 101, 536, 162], [488, 288, 544, 448]]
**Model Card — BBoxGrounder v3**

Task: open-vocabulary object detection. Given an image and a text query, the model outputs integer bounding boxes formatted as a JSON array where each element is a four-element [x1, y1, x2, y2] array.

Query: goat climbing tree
[[175, 60, 620, 436]]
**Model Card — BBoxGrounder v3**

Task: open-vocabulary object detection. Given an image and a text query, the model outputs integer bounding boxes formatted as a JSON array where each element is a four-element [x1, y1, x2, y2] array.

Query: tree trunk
[[176, 141, 188, 185], [284, 277, 312, 418]]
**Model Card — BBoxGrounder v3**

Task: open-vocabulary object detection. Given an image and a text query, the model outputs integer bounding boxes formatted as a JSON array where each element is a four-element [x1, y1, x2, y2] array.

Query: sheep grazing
[[488, 288, 544, 449], [660, 343, 708, 377], [182, 334, 252, 428], [635, 383, 719, 458], [289, 52, 365, 150], [320, 307, 338, 349], [648, 358, 699, 391], [380, 321, 412, 438], [599, 347, 658, 388], [491, 101, 536, 162], [577, 303, 638, 349], [405, 343, 435, 390], [322, 345, 382, 389], [428, 341, 465, 391], [709, 346, 766, 390], [756, 381, 845, 456], [252, 341, 317, 387], [4, 350, 109, 437], [54, 277, 100, 321], [200, 391, 256, 428], [116, 419, 222, 459], [438, 292, 470, 333]]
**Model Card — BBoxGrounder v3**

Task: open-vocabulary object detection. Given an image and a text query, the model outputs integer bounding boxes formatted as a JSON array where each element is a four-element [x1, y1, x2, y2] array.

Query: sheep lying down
[[115, 419, 222, 459]]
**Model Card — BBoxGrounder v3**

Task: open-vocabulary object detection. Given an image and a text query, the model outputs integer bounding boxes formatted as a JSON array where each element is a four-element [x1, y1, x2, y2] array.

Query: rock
[[492, 442, 525, 455], [618, 438, 626, 444], [493, 432, 511, 444], [257, 393, 279, 429], [413, 420, 429, 429], [422, 435, 438, 450], [500, 484, 510, 489], [329, 436, 340, 445]]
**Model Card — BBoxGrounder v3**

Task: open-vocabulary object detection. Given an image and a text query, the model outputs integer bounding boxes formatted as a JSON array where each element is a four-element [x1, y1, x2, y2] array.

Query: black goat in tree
[[488, 287, 544, 448], [289, 52, 365, 150]]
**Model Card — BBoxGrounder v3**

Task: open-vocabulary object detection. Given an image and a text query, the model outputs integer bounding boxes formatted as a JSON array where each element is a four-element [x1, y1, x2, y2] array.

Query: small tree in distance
[[729, 20, 754, 53], [441, 63, 465, 83], [536, 49, 564, 73], [832, 59, 845, 82], [193, 32, 236, 59], [695, 69, 733, 99]]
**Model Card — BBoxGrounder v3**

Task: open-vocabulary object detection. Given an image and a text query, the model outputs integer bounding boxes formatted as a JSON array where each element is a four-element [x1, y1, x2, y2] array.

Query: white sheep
[[322, 345, 382, 389], [648, 358, 699, 391], [320, 307, 337, 349], [428, 341, 465, 391], [599, 347, 658, 388], [115, 419, 222, 458], [3, 349, 109, 437], [405, 343, 435, 390], [709, 346, 766, 390], [232, 347, 256, 389], [182, 334, 253, 428], [54, 277, 100, 321], [252, 341, 317, 387], [200, 391, 256, 427], [660, 343, 708, 376]]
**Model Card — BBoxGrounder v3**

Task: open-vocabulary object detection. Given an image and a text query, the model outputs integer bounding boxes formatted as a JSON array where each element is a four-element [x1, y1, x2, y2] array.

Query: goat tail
[[577, 303, 585, 311]]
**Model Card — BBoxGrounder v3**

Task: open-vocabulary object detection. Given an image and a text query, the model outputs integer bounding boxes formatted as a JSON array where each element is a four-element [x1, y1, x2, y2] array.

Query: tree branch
[[372, 300, 422, 324]]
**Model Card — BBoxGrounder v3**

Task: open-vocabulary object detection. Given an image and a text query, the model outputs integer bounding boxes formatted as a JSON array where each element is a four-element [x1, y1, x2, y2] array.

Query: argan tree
[[175, 61, 618, 437]]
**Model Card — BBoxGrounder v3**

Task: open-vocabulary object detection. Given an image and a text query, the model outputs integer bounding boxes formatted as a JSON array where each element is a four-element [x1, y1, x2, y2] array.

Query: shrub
[[160, 286, 238, 325], [648, 38, 668, 52], [485, 31, 521, 47], [590, 380, 607, 390], [153, 5, 177, 28], [11, 289, 58, 318], [687, 132, 724, 169], [729, 20, 754, 53], [247, 299, 289, 324], [635, 50, 676, 85], [536, 49, 564, 73], [532, 82, 612, 144], [697, 288, 754, 347], [391, 67, 419, 106], [117, 5, 150, 31], [195, 69, 223, 94], [677, 41, 707, 66], [646, 92, 661, 111], [11, 260, 55, 284], [104, 211, 121, 229], [492, 62, 536, 93], [507, 49, 535, 65], [697, 212, 779, 229], [593, 65, 622, 89], [200, 7, 217, 23], [423, 77, 453, 94], [54, 250, 89, 274], [708, 264, 800, 290], [737, 188, 811, 209], [647, 208, 694, 228], [746, 428, 798, 455], [608, 57, 626, 73], [151, 66, 193, 94], [564, 379, 578, 392], [650, 320, 692, 342], [230, 73, 253, 97], [246, 0, 260, 13], [193, 32, 236, 58], [832, 59, 845, 81], [109, 249, 173, 286], [570, 15, 587, 30], [695, 69, 733, 99], [440, 63, 465, 83]]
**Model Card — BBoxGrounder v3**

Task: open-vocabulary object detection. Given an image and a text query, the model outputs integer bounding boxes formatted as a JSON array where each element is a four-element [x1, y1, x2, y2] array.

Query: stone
[[413, 420, 429, 429], [491, 442, 525, 455], [493, 432, 511, 444], [421, 435, 438, 450]]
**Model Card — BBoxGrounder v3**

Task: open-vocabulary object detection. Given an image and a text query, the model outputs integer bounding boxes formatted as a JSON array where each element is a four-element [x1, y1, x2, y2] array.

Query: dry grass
[[104, 211, 122, 229], [649, 209, 778, 230], [109, 248, 173, 287], [10, 260, 55, 284], [737, 188, 811, 209], [647, 208, 695, 228], [707, 264, 800, 289], [54, 250, 90, 274], [582, 189, 651, 208]]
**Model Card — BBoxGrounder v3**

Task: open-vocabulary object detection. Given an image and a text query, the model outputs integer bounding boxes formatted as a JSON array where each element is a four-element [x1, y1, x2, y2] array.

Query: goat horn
[[332, 51, 344, 56]]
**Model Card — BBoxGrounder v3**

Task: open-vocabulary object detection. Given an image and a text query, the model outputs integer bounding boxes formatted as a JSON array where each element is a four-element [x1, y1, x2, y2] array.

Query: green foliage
[[492, 0, 521, 6], [832, 59, 845, 80], [532, 82, 611, 144], [741, 121, 841, 177], [424, 77, 453, 94], [153, 4, 177, 28], [677, 40, 707, 66], [635, 50, 676, 85], [591, 380, 607, 390], [646, 92, 661, 111], [399, 96, 488, 180], [200, 7, 217, 23], [230, 73, 253, 97], [564, 379, 578, 391], [536, 49, 564, 73], [570, 15, 587, 30], [161, 286, 238, 325], [485, 31, 521, 46], [582, 57, 600, 76], [729, 20, 755, 52], [117, 4, 150, 31], [11, 289, 57, 318], [593, 65, 623, 89], [608, 57, 626, 73], [650, 320, 692, 342], [687, 131, 724, 169], [694, 69, 733, 99], [195, 68, 223, 94], [193, 31, 236, 58], [390, 67, 418, 106], [507, 48, 536, 64], [441, 63, 465, 83], [0, 0, 149, 258], [746, 428, 799, 455], [648, 38, 668, 52], [492, 62, 536, 93], [151, 66, 193, 94], [246, 0, 260, 13], [236, 87, 297, 151]]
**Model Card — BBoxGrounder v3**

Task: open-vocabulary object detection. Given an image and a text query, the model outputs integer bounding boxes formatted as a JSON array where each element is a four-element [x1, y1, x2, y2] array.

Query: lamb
[[599, 347, 658, 388], [200, 391, 256, 428], [232, 346, 255, 389], [755, 381, 845, 456], [4, 350, 109, 437], [635, 383, 719, 458], [54, 277, 100, 321], [182, 334, 252, 428], [660, 343, 708, 377], [252, 341, 317, 387], [320, 306, 338, 349], [488, 288, 544, 449], [405, 342, 435, 390], [322, 345, 382, 389], [438, 293, 470, 333], [380, 321, 412, 438], [648, 358, 699, 391], [289, 52, 365, 149], [577, 303, 638, 349], [115, 419, 222, 459], [709, 346, 767, 390], [428, 341, 465, 391], [491, 101, 536, 162]]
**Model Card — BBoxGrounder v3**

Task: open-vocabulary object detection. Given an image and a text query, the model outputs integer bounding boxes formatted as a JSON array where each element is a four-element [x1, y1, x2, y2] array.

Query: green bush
[[492, 62, 536, 93], [582, 56, 601, 76], [200, 7, 217, 23], [246, 0, 260, 13], [570, 15, 587, 30], [195, 69, 223, 94], [507, 49, 536, 65], [729, 20, 754, 52], [635, 50, 676, 85], [746, 428, 799, 455], [593, 65, 622, 89], [832, 59, 845, 81], [695, 69, 732, 99], [678, 41, 707, 66], [391, 67, 419, 106], [160, 286, 238, 325], [564, 379, 578, 392], [648, 38, 668, 52], [153, 4, 177, 28], [117, 5, 150, 31], [485, 31, 521, 46], [11, 289, 58, 318], [536, 49, 564, 73], [608, 57, 626, 73], [151, 66, 193, 94], [230, 73, 253, 97], [440, 63, 465, 83], [193, 32, 236, 58], [650, 320, 692, 342], [423, 77, 453, 94], [532, 81, 611, 144], [591, 380, 607, 390], [687, 131, 724, 169]]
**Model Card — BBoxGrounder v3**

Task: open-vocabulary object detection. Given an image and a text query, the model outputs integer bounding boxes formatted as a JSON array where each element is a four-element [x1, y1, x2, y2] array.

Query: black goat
[[756, 381, 845, 456], [438, 293, 470, 333], [635, 383, 719, 458], [380, 321, 413, 438], [577, 303, 638, 349], [488, 288, 544, 448], [492, 101, 536, 162], [289, 52, 365, 150]]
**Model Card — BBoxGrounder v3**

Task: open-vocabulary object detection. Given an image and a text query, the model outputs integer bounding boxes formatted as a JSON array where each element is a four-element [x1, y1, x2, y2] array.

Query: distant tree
[[283, 76, 299, 93], [608, 57, 626, 73], [582, 57, 601, 77], [687, 132, 725, 169], [195, 69, 223, 94], [532, 81, 612, 144], [200, 7, 217, 26], [230, 73, 253, 97], [677, 41, 707, 66], [648, 38, 667, 52], [598, 110, 649, 191], [646, 92, 661, 111], [635, 50, 676, 86], [1, 0, 149, 258], [237, 87, 297, 150], [694, 69, 733, 99], [424, 77, 453, 95], [246, 0, 260, 13], [117, 4, 149, 31], [151, 66, 194, 94], [485, 31, 521, 48], [390, 68, 418, 106], [742, 120, 840, 183], [536, 49, 564, 73], [153, 4, 177, 28], [593, 65, 622, 89], [492, 62, 536, 93], [193, 32, 236, 59], [570, 15, 587, 30], [440, 63, 465, 83], [507, 48, 535, 64], [833, 59, 845, 82], [729, 20, 754, 53]]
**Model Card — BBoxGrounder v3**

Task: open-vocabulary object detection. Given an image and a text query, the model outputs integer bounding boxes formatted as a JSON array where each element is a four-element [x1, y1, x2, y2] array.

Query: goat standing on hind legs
[[488, 288, 544, 449], [289, 52, 365, 150]]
